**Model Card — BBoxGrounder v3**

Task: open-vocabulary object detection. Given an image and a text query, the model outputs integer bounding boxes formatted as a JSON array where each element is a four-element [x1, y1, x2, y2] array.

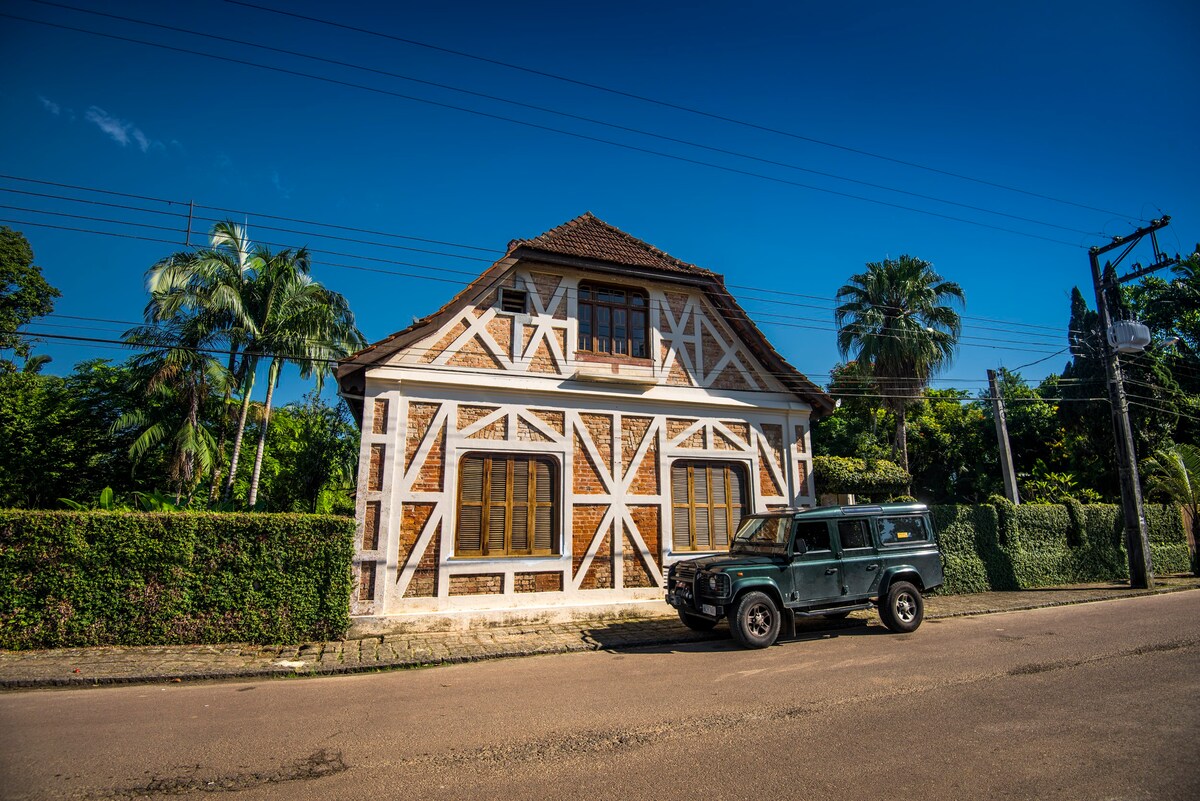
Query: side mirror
[[793, 539, 807, 555]]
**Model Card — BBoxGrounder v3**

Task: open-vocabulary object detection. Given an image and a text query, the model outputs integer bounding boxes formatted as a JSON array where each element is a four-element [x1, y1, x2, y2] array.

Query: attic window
[[499, 288, 528, 314], [578, 283, 648, 358]]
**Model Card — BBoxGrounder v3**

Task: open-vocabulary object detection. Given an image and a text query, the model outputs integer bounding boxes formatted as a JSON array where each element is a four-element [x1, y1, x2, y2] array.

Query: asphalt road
[[2, 591, 1198, 801]]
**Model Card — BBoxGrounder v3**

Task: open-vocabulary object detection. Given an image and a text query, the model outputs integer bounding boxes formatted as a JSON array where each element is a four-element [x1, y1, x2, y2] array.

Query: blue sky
[[2, 0, 1198, 404]]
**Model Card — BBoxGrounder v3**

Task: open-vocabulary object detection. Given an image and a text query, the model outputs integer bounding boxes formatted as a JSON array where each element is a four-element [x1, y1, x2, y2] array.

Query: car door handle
[[825, 568, 837, 575], [865, 564, 879, 571]]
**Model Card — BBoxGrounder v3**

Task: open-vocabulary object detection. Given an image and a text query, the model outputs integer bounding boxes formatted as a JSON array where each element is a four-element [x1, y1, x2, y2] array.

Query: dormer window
[[578, 283, 648, 358]]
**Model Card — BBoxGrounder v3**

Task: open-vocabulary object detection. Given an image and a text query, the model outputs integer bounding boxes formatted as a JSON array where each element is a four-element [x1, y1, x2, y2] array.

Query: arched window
[[578, 283, 648, 358]]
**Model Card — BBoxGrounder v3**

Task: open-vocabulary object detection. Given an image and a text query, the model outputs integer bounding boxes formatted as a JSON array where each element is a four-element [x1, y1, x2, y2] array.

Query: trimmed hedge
[[932, 503, 1192, 594], [812, 455, 911, 496], [0, 511, 355, 650]]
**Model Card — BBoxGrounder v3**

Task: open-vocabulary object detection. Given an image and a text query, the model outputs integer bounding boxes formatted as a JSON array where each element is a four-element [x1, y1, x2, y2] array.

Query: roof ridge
[[509, 212, 713, 276]]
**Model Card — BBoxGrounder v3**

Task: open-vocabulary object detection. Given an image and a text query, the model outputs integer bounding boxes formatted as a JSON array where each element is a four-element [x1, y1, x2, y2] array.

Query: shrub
[[813, 455, 910, 496], [0, 510, 354, 649], [931, 503, 1189, 593]]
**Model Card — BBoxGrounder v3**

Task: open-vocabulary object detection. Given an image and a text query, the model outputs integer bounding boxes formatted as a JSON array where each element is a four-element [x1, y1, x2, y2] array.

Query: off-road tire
[[879, 581, 924, 633], [678, 610, 719, 631], [730, 591, 782, 649]]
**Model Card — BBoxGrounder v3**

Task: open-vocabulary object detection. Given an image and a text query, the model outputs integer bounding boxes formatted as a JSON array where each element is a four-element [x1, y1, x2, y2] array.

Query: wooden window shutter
[[533, 460, 553, 553], [671, 460, 749, 552], [456, 454, 559, 557], [457, 456, 485, 554], [671, 463, 692, 550], [511, 459, 530, 552]]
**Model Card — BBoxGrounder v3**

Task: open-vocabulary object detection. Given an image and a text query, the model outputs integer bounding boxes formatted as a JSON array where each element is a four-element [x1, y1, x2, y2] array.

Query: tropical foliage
[[0, 226, 60, 370], [834, 255, 964, 471], [0, 224, 365, 513]]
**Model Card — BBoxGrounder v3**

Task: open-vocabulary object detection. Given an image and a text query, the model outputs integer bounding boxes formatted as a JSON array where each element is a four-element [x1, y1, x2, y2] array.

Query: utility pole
[[988, 369, 1020, 504], [1088, 216, 1184, 589]]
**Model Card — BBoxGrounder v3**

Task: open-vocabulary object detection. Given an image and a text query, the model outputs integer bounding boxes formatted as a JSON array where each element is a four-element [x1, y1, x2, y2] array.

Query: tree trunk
[[223, 369, 256, 503], [894, 404, 909, 473], [208, 350, 240, 502], [247, 363, 278, 509]]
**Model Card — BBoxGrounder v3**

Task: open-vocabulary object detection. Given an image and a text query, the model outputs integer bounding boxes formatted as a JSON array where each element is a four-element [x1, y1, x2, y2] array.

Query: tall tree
[[242, 248, 364, 508], [0, 226, 60, 371], [834, 255, 964, 471], [115, 313, 229, 501], [145, 221, 259, 499]]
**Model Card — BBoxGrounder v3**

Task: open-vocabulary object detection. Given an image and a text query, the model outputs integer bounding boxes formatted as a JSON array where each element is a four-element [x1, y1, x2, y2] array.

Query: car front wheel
[[879, 581, 924, 633], [730, 591, 782, 649]]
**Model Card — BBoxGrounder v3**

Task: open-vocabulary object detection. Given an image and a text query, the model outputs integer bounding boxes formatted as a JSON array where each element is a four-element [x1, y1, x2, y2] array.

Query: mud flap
[[783, 609, 797, 639]]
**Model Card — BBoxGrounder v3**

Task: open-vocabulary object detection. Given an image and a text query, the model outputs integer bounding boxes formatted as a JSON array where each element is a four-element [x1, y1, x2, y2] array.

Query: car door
[[788, 520, 841, 606], [835, 517, 881, 598]]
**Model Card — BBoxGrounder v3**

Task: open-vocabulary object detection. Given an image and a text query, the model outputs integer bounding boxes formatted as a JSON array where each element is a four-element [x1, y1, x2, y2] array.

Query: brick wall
[[514, 571, 564, 593], [368, 444, 385, 491], [362, 501, 381, 550], [573, 434, 607, 494], [404, 523, 441, 598], [622, 526, 654, 587], [372, 398, 388, 434], [449, 573, 504, 595], [580, 413, 613, 474]]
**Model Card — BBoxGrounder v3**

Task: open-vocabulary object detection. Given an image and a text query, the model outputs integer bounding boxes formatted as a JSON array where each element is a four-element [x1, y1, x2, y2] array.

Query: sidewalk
[[3, 576, 1197, 689]]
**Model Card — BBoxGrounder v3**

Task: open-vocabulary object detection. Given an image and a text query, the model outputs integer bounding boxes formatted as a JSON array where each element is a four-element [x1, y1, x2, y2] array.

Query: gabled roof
[[509, 212, 716, 277], [338, 214, 835, 417]]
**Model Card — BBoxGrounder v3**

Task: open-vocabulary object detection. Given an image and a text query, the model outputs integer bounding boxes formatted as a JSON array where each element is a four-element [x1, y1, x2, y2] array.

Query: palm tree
[[242, 248, 365, 508], [145, 221, 260, 500], [1142, 443, 1200, 574], [114, 313, 229, 502], [834, 255, 964, 471]]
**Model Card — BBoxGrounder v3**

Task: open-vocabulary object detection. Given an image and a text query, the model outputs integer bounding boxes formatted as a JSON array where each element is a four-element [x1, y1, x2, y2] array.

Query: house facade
[[337, 213, 834, 624]]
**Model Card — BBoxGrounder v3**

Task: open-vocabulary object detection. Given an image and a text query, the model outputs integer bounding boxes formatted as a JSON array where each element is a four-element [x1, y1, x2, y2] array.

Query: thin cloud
[[84, 106, 159, 152], [270, 170, 292, 199], [38, 96, 61, 115]]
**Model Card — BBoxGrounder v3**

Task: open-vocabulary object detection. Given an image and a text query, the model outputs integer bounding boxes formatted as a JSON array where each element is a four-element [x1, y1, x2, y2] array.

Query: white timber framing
[[349, 260, 819, 619]]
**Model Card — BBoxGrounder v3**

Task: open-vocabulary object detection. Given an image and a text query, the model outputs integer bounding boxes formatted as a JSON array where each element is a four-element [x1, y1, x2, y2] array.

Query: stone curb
[[3, 582, 1196, 690]]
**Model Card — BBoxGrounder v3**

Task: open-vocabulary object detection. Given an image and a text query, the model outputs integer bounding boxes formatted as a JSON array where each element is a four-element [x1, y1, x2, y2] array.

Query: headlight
[[708, 575, 718, 591]]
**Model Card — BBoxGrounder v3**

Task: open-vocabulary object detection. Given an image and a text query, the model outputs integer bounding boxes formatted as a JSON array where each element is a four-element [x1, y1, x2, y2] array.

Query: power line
[[3, 10, 1086, 248], [0, 175, 498, 253], [1, 174, 1085, 337], [0, 213, 1066, 356], [223, 0, 1140, 222], [27, 0, 1107, 240], [12, 329, 1104, 404]]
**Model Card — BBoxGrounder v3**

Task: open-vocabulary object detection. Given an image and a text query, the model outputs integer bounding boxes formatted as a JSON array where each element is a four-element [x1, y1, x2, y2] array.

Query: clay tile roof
[[509, 212, 713, 276]]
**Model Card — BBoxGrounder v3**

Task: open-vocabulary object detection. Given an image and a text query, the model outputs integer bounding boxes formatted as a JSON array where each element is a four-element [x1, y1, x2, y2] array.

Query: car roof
[[748, 503, 929, 520]]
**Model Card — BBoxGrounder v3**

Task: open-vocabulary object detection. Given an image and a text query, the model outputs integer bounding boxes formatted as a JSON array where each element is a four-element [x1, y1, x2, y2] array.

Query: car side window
[[793, 521, 831, 553], [877, 516, 929, 546], [838, 519, 872, 550]]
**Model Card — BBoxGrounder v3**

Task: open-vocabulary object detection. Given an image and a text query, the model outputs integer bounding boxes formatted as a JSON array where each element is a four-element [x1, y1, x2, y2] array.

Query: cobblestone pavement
[[2, 577, 1197, 689]]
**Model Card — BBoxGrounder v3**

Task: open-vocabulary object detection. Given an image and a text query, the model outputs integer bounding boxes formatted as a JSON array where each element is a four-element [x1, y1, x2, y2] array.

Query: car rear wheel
[[730, 591, 781, 649], [879, 580, 924, 633], [678, 610, 719, 631]]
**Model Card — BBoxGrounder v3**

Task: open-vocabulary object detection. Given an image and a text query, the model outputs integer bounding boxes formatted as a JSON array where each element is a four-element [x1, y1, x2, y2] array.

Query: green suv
[[666, 503, 943, 649]]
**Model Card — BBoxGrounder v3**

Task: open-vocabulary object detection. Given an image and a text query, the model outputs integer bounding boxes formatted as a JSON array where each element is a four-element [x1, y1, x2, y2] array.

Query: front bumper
[[666, 572, 729, 619]]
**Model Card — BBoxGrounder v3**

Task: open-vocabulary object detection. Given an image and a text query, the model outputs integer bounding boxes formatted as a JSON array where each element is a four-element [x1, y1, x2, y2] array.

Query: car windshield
[[730, 515, 792, 552]]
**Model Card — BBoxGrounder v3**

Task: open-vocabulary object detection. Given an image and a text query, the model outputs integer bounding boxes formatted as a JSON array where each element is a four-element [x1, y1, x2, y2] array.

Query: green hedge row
[[932, 503, 1192, 594], [0, 511, 355, 650]]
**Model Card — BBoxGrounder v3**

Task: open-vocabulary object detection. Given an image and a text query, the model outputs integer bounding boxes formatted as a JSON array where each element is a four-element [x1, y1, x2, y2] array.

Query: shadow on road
[[583, 616, 890, 656]]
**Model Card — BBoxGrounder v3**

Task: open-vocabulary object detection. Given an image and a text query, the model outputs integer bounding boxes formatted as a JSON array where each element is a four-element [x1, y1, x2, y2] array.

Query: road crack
[[95, 748, 348, 798]]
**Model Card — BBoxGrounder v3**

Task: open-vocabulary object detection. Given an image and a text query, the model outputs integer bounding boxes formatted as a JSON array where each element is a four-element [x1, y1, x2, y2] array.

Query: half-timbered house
[[337, 213, 834, 624]]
